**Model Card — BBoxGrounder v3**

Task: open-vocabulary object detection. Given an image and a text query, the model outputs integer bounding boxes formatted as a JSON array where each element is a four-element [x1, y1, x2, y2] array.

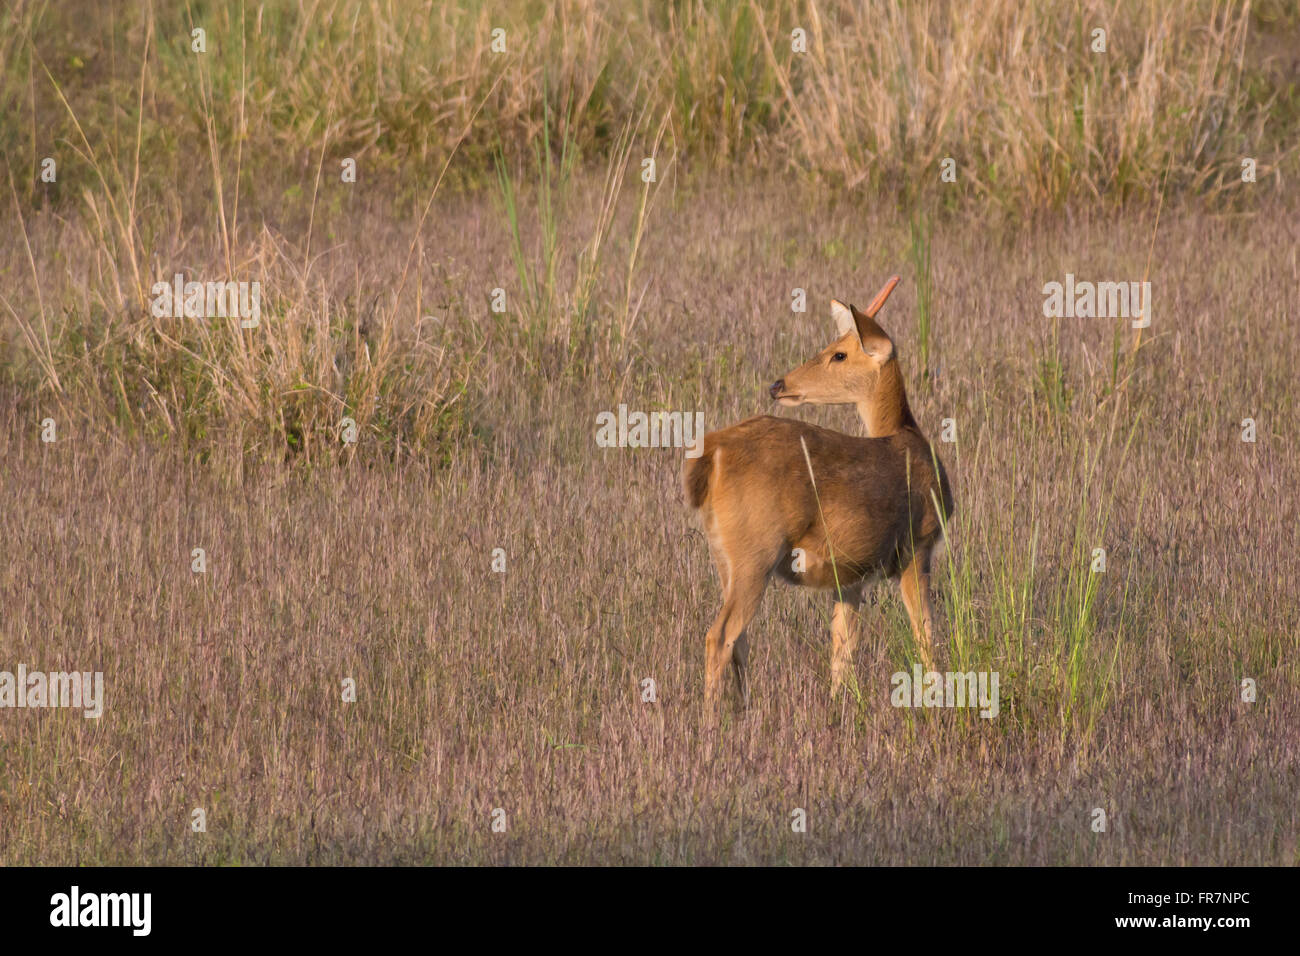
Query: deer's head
[[769, 276, 912, 435]]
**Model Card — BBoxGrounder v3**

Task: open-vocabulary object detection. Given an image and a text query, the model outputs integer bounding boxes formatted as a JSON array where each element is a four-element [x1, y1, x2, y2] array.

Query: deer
[[682, 276, 954, 707]]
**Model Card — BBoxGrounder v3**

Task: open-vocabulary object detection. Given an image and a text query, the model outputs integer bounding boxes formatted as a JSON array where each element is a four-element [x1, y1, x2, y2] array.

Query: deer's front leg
[[830, 585, 865, 697]]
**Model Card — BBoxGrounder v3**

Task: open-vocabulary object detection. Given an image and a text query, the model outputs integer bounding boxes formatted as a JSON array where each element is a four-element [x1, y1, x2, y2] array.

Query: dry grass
[[1, 173, 1297, 863], [3, 0, 1295, 215], [1, 0, 1297, 865], [4, 0, 1296, 467]]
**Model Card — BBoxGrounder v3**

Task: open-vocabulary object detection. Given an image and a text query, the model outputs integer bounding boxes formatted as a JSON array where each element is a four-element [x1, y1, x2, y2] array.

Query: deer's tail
[[682, 448, 715, 510]]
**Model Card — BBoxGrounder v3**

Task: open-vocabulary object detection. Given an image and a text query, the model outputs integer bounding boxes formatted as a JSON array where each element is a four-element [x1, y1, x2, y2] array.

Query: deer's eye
[[832, 352, 847, 362]]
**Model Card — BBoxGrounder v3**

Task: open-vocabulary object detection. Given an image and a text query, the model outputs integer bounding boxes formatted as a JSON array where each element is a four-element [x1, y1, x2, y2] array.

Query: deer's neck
[[856, 361, 918, 437]]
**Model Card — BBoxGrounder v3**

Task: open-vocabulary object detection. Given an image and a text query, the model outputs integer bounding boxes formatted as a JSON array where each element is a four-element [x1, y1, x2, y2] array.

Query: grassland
[[0, 0, 1297, 864]]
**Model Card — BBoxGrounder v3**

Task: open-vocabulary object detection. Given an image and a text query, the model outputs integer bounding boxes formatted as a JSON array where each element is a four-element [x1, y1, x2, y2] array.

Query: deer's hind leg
[[699, 490, 788, 710], [703, 558, 768, 709]]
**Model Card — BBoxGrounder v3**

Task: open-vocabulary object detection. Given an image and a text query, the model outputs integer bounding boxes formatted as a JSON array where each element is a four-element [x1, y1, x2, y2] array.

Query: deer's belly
[[773, 540, 894, 590]]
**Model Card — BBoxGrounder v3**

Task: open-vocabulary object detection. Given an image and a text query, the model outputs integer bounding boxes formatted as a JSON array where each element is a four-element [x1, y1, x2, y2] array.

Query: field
[[1, 0, 1298, 865]]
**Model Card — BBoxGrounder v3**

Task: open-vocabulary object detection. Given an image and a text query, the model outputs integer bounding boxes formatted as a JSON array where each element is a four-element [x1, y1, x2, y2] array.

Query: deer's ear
[[861, 334, 894, 362], [831, 299, 860, 344], [849, 276, 901, 363]]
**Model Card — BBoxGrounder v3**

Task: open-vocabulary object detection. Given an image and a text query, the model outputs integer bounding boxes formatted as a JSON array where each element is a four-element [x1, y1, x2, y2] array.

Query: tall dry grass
[[3, 0, 1294, 211], [3, 0, 1295, 466], [2, 181, 1296, 863]]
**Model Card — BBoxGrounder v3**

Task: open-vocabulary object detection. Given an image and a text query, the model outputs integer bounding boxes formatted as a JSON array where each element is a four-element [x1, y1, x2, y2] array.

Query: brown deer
[[683, 276, 953, 706]]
